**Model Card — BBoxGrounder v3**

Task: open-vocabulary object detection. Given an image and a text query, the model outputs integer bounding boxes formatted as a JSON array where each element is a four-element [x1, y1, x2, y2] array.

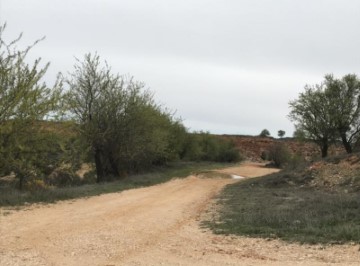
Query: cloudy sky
[[1, 0, 360, 136]]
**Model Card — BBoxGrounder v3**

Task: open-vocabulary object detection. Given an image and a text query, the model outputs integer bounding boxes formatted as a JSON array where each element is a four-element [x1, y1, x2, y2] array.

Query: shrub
[[45, 168, 82, 187], [261, 150, 270, 161], [286, 153, 307, 170], [259, 129, 271, 137], [217, 148, 242, 162], [24, 179, 48, 191], [182, 132, 243, 163], [268, 142, 291, 168]]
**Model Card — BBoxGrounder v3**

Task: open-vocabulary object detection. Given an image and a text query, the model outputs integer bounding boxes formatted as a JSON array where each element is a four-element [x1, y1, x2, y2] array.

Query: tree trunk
[[320, 140, 329, 158], [19, 176, 24, 191], [108, 152, 120, 177], [340, 133, 353, 153], [94, 147, 104, 183]]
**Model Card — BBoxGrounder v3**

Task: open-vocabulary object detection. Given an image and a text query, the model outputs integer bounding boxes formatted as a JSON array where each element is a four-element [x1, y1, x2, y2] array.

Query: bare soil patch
[[1, 163, 359, 265]]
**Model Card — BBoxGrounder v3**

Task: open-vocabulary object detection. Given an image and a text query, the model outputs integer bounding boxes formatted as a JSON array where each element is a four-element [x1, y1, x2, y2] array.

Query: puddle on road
[[231, 175, 245, 179]]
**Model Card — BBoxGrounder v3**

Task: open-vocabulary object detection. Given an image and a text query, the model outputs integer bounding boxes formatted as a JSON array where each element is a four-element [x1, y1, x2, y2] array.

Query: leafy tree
[[66, 53, 125, 181], [323, 74, 360, 153], [289, 85, 335, 158], [289, 74, 360, 157], [259, 129, 271, 137], [66, 53, 185, 181], [278, 130, 285, 138], [0, 24, 62, 189], [292, 126, 306, 141]]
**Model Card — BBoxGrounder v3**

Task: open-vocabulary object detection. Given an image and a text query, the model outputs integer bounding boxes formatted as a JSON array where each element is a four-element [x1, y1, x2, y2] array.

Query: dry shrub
[[268, 143, 291, 168]]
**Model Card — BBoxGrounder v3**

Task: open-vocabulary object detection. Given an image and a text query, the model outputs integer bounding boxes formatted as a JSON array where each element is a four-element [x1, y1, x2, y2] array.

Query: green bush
[[182, 132, 242, 163], [259, 129, 271, 137], [268, 142, 291, 168], [45, 168, 82, 187]]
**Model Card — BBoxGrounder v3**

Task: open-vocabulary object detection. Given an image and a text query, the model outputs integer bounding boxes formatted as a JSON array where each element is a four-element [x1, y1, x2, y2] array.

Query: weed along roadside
[[203, 159, 360, 245], [0, 162, 234, 208]]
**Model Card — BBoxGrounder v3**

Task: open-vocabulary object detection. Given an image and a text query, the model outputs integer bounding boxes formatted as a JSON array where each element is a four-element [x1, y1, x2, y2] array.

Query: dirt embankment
[[1, 163, 359, 266], [222, 135, 345, 161]]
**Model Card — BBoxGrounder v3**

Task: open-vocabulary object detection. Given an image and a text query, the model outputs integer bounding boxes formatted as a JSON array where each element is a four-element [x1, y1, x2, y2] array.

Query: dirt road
[[1, 163, 359, 265]]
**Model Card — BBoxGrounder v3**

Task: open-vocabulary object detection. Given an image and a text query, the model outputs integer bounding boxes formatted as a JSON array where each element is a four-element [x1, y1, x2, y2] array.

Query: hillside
[[221, 135, 345, 161]]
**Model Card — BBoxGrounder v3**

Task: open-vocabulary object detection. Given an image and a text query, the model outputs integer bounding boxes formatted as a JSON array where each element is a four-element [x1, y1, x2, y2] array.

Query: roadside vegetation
[[0, 162, 232, 207], [289, 74, 360, 158], [204, 73, 360, 245], [0, 24, 241, 204], [204, 153, 360, 245]]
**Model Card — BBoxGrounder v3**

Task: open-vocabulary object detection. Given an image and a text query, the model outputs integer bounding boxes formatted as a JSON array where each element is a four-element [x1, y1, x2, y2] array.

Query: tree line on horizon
[[0, 25, 240, 190]]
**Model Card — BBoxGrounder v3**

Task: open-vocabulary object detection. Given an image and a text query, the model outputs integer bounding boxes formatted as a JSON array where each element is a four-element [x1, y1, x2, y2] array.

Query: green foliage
[[277, 130, 285, 138], [267, 142, 291, 168], [0, 121, 79, 190], [204, 171, 360, 244], [66, 53, 187, 181], [0, 162, 228, 207], [0, 25, 62, 123], [182, 132, 242, 163], [262, 142, 305, 169], [289, 83, 336, 157], [324, 74, 360, 153], [289, 74, 360, 157], [0, 24, 64, 189], [293, 127, 306, 141], [259, 129, 270, 137]]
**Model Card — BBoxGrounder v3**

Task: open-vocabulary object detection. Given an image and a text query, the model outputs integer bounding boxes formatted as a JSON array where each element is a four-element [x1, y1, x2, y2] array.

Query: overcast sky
[[1, 0, 360, 136]]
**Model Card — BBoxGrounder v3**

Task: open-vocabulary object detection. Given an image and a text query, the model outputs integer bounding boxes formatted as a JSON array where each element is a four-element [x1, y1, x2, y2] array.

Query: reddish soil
[[222, 135, 345, 161]]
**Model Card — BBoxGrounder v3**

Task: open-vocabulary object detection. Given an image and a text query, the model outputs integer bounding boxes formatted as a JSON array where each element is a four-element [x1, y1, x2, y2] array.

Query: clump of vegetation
[[289, 74, 360, 157], [277, 130, 285, 138], [0, 25, 241, 197], [259, 129, 271, 137], [0, 162, 229, 207], [65, 53, 189, 182], [0, 24, 64, 190], [261, 142, 306, 170], [181, 132, 242, 163], [267, 143, 291, 168], [203, 165, 360, 244]]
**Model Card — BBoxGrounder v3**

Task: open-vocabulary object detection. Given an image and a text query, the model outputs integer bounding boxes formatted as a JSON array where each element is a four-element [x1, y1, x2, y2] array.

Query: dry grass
[[203, 154, 360, 244]]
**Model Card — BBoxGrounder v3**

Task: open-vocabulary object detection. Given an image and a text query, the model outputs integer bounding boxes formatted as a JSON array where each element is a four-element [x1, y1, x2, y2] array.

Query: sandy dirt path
[[1, 163, 359, 265]]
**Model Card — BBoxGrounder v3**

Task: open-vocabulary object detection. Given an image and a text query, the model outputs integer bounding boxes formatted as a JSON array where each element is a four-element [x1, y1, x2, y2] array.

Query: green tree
[[289, 85, 335, 158], [66, 53, 124, 181], [293, 126, 306, 141], [0, 24, 62, 189], [277, 130, 285, 138], [289, 74, 360, 157], [259, 129, 271, 137], [66, 53, 185, 181], [324, 74, 360, 153]]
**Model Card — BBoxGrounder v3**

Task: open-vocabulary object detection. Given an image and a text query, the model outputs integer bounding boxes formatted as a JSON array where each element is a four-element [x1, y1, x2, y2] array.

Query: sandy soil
[[1, 163, 359, 265]]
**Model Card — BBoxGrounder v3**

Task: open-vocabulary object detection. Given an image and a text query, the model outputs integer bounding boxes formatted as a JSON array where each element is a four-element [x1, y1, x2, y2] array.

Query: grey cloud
[[1, 0, 360, 135]]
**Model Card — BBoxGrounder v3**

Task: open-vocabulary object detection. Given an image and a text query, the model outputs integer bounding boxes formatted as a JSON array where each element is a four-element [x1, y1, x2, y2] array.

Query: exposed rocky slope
[[222, 135, 345, 161]]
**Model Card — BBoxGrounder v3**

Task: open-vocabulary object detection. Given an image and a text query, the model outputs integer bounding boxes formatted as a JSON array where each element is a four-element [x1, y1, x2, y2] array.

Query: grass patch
[[0, 162, 231, 208], [203, 171, 360, 244]]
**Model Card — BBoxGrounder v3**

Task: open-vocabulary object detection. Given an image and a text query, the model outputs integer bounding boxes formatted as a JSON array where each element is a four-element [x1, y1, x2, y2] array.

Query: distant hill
[[220, 135, 345, 161]]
